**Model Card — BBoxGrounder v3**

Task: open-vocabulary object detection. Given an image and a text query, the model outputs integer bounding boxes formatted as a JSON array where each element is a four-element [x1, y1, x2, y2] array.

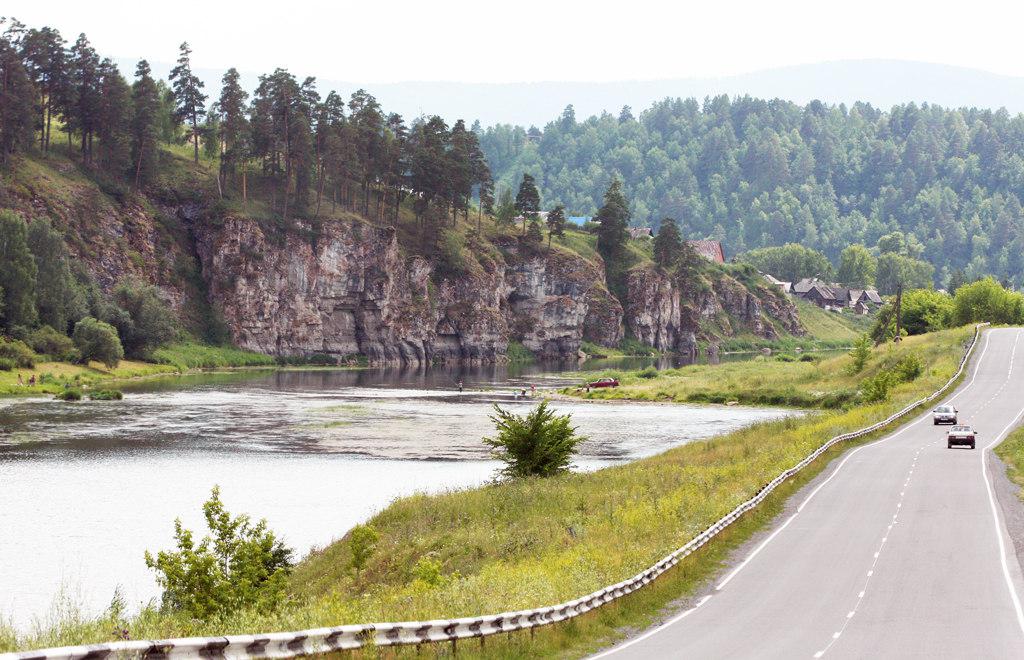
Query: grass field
[[564, 328, 955, 409], [0, 327, 973, 655], [792, 298, 875, 343]]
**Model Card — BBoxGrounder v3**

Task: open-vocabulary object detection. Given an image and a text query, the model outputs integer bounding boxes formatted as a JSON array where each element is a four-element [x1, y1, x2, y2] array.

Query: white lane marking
[[588, 595, 713, 659], [716, 514, 797, 590], [980, 330, 1024, 637]]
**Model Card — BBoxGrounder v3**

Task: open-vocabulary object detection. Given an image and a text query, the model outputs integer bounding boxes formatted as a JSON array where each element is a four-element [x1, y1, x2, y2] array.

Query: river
[[0, 360, 796, 629]]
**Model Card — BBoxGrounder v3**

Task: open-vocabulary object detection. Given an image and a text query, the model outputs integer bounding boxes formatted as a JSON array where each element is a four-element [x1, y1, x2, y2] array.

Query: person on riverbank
[[18, 374, 24, 386], [457, 380, 463, 393], [530, 384, 536, 396]]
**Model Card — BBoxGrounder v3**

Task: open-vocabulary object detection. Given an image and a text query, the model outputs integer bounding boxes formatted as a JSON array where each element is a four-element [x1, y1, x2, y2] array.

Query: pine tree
[[168, 42, 207, 164], [20, 26, 67, 152], [0, 21, 36, 166], [477, 171, 494, 235], [653, 217, 682, 269], [130, 60, 162, 189], [514, 173, 540, 234], [546, 204, 566, 249], [595, 177, 630, 262], [68, 33, 101, 163], [95, 59, 132, 175], [217, 67, 249, 195]]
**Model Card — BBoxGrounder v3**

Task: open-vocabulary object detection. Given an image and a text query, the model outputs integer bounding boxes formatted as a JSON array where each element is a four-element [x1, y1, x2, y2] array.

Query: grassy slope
[[995, 425, 1024, 498], [1, 327, 971, 653], [792, 298, 874, 343], [563, 322, 926, 409]]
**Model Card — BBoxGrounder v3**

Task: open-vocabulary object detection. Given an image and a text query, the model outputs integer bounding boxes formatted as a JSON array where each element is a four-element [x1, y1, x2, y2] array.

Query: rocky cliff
[[624, 265, 804, 355], [3, 155, 805, 365], [194, 217, 623, 364]]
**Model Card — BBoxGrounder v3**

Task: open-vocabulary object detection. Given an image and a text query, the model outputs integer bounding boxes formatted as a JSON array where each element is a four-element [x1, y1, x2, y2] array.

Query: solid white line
[[588, 595, 713, 659], [980, 331, 1024, 637], [716, 514, 797, 590]]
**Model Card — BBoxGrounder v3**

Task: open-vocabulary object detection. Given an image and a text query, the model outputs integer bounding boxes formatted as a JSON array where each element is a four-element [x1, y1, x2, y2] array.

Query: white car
[[933, 405, 958, 425], [947, 425, 977, 450]]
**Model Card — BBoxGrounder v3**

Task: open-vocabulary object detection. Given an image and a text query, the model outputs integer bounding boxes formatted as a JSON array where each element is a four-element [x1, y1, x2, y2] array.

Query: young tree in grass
[[484, 401, 586, 479], [348, 524, 379, 581], [653, 217, 682, 270], [514, 173, 540, 234], [168, 42, 207, 164], [145, 486, 293, 619], [0, 210, 38, 331], [847, 334, 872, 374], [546, 204, 566, 249]]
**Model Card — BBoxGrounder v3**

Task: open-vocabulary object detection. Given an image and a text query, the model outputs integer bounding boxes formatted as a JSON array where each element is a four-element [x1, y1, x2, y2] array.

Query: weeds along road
[[594, 327, 1024, 659]]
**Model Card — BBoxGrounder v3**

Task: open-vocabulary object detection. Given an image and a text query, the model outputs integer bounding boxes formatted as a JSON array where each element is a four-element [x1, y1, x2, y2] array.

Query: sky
[[6, 0, 1024, 83]]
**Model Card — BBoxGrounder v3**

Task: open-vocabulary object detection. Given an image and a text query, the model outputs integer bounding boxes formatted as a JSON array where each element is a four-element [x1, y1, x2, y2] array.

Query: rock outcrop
[[195, 218, 622, 364], [624, 265, 804, 355]]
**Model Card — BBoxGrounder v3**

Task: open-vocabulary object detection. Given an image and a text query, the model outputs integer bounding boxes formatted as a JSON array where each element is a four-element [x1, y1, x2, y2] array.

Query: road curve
[[594, 327, 1024, 659]]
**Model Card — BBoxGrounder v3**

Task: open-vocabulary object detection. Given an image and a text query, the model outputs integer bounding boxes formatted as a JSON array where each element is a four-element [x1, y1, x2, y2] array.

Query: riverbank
[[0, 327, 972, 654], [561, 335, 938, 409], [0, 343, 275, 397]]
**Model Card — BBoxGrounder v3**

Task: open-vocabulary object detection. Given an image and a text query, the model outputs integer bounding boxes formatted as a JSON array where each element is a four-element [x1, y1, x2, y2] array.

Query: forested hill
[[480, 98, 1024, 287]]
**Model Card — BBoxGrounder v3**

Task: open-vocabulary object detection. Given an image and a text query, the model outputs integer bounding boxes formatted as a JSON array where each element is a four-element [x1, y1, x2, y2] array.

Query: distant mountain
[[125, 59, 1024, 127]]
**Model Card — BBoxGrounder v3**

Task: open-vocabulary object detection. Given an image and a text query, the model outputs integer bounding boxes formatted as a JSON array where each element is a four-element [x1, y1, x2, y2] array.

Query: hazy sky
[[6, 0, 1024, 82]]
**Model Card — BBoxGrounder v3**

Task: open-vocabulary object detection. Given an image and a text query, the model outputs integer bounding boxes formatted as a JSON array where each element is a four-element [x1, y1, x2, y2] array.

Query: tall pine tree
[[130, 60, 162, 189], [168, 42, 207, 164]]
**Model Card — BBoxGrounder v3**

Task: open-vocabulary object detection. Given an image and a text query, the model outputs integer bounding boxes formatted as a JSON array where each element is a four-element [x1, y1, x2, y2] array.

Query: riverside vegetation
[[0, 327, 973, 656]]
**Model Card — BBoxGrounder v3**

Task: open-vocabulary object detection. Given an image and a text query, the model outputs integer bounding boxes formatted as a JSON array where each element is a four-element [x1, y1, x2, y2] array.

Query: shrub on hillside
[[0, 357, 15, 371], [846, 335, 872, 374], [26, 325, 77, 361], [484, 401, 586, 479], [0, 338, 35, 368], [145, 486, 293, 620], [72, 317, 124, 368], [892, 354, 923, 382], [104, 281, 176, 360], [861, 372, 894, 403]]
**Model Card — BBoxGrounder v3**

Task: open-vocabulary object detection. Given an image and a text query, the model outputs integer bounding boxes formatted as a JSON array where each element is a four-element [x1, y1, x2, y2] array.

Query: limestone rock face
[[196, 218, 623, 364], [624, 265, 805, 355]]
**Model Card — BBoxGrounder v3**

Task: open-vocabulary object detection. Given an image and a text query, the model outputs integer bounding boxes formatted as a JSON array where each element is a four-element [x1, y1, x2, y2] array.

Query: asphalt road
[[594, 327, 1024, 659]]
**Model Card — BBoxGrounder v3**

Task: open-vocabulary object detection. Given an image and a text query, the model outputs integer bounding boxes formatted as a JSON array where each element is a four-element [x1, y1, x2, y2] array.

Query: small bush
[[506, 341, 534, 363], [89, 389, 124, 401], [348, 524, 379, 580], [861, 372, 894, 403], [55, 388, 83, 401], [484, 401, 587, 479], [0, 357, 14, 371], [775, 354, 796, 362], [26, 325, 76, 360], [799, 354, 817, 362], [636, 366, 659, 379], [411, 556, 445, 588], [892, 354, 923, 382], [0, 338, 36, 368]]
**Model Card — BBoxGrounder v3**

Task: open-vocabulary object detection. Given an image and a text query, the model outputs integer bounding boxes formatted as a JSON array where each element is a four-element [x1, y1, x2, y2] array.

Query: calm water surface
[[0, 360, 795, 628]]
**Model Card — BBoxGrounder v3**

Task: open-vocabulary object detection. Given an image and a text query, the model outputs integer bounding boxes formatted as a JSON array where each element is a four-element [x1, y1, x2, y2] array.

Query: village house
[[791, 277, 883, 313], [686, 240, 725, 264]]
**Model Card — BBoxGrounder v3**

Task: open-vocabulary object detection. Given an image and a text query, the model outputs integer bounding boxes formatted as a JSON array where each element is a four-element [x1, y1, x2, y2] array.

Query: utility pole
[[894, 282, 903, 342]]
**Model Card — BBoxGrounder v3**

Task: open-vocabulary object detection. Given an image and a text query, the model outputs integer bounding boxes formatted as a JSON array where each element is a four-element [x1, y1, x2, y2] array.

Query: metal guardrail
[[2, 325, 987, 660]]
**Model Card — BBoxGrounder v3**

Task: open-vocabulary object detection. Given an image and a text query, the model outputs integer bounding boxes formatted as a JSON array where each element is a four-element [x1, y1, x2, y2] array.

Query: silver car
[[947, 425, 977, 449], [933, 405, 958, 425]]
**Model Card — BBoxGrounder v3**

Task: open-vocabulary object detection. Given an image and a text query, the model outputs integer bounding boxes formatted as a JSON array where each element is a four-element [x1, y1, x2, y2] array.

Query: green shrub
[[846, 335, 872, 374], [145, 486, 293, 620], [72, 317, 124, 368], [484, 401, 586, 479], [618, 337, 658, 356], [348, 524, 379, 580], [506, 341, 534, 363], [892, 354, 923, 382], [55, 388, 83, 401], [0, 357, 14, 371], [26, 325, 76, 360], [799, 353, 817, 362], [105, 280, 177, 360], [636, 366, 659, 379], [0, 338, 36, 368], [861, 372, 894, 402], [411, 556, 446, 588], [89, 389, 124, 401], [775, 354, 796, 362]]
